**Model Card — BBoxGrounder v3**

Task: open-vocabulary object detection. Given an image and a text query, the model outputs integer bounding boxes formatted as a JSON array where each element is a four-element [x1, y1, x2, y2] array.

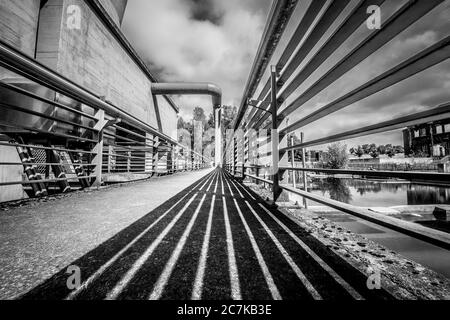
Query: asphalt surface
[[21, 169, 394, 300]]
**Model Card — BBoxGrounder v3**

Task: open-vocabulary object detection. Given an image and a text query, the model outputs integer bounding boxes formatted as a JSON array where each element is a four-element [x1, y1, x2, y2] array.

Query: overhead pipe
[[151, 82, 223, 166], [151, 82, 222, 109]]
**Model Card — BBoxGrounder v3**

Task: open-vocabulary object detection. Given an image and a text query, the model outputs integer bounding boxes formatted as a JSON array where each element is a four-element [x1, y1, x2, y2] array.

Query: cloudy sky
[[122, 0, 272, 120], [122, 0, 450, 149]]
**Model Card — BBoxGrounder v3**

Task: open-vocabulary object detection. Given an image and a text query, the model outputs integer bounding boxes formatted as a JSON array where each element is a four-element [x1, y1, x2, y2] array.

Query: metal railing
[[224, 0, 450, 249], [0, 39, 210, 199]]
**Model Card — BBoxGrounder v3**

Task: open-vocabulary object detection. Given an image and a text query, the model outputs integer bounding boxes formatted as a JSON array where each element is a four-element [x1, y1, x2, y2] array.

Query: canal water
[[300, 177, 450, 278], [307, 177, 450, 207]]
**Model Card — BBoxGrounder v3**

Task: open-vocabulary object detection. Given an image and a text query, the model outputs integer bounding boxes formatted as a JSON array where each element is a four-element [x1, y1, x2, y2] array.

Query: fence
[[224, 0, 450, 249]]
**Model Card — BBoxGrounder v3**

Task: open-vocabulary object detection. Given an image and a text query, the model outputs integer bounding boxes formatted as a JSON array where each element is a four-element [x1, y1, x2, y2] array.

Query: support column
[[215, 107, 222, 167], [167, 145, 173, 174], [127, 151, 131, 173], [173, 145, 178, 173], [145, 133, 153, 174], [153, 137, 160, 176], [92, 109, 106, 187], [301, 132, 308, 209], [290, 135, 296, 189], [270, 66, 280, 203], [108, 145, 113, 174]]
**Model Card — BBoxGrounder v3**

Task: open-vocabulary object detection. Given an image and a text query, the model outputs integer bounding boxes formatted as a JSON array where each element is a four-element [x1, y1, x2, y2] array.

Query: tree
[[349, 147, 356, 155], [177, 116, 186, 130], [386, 146, 396, 158], [369, 148, 380, 158], [221, 105, 238, 131], [322, 143, 349, 169], [377, 144, 386, 155], [362, 144, 372, 155], [206, 112, 214, 131], [394, 145, 404, 154], [369, 143, 379, 158], [354, 145, 364, 158], [193, 107, 206, 122]]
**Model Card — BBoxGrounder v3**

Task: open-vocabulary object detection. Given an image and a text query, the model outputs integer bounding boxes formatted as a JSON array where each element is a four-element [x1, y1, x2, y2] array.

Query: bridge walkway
[[20, 169, 394, 300]]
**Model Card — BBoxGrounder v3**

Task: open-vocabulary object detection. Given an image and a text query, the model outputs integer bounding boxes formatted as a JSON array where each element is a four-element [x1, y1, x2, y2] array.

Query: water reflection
[[309, 177, 450, 207]]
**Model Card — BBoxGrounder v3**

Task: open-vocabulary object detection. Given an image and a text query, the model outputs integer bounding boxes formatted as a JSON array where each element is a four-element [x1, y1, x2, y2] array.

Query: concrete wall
[[0, 145, 27, 203], [0, 0, 40, 202], [36, 0, 160, 129], [157, 96, 178, 140], [0, 0, 40, 56], [1, 0, 177, 136], [0, 0, 178, 202], [35, 0, 64, 69], [0, 0, 40, 81]]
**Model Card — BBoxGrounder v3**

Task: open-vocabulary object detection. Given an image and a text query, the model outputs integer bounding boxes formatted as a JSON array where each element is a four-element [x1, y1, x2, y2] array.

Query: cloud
[[122, 0, 271, 120]]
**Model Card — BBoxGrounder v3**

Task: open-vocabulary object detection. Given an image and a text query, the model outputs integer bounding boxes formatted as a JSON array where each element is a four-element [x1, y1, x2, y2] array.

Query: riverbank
[[245, 182, 450, 298]]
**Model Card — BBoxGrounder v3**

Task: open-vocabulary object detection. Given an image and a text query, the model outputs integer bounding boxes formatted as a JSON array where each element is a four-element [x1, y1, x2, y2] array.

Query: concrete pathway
[[0, 169, 213, 299], [16, 169, 395, 300]]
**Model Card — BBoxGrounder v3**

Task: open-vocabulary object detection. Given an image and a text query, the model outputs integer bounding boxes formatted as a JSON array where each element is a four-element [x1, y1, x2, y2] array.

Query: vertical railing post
[[290, 135, 296, 189], [270, 65, 280, 203], [108, 145, 113, 174], [174, 145, 178, 173], [127, 151, 131, 173], [167, 145, 171, 174], [92, 109, 105, 187], [233, 137, 237, 176], [153, 136, 159, 176], [301, 132, 308, 209], [145, 133, 153, 174]]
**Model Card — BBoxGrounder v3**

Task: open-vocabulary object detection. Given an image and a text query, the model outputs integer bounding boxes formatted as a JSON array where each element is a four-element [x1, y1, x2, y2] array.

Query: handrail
[[233, 0, 298, 130], [282, 184, 450, 250], [242, 170, 450, 250], [0, 39, 176, 145], [279, 167, 450, 184]]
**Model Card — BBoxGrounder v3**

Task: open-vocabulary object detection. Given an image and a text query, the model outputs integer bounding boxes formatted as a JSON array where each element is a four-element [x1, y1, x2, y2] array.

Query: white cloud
[[122, 0, 270, 120]]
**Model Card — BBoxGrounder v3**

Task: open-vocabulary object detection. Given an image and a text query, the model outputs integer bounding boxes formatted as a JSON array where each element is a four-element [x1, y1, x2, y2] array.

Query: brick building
[[403, 119, 450, 158]]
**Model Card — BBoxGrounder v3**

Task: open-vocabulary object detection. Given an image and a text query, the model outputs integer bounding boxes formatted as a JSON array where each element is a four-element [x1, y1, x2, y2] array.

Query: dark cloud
[[187, 0, 224, 25]]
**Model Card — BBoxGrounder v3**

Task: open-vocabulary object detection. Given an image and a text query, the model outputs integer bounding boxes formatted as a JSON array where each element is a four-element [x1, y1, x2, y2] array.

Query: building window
[[414, 130, 419, 138], [420, 128, 427, 137], [445, 124, 450, 133], [436, 125, 443, 134]]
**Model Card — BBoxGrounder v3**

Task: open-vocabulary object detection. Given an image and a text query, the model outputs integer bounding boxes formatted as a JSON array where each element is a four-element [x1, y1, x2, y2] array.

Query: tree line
[[177, 105, 237, 157], [349, 144, 404, 158]]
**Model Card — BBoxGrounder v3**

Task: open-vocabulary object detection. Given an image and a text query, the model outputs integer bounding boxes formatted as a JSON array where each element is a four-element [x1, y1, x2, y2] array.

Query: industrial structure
[[403, 118, 450, 158], [0, 0, 221, 203]]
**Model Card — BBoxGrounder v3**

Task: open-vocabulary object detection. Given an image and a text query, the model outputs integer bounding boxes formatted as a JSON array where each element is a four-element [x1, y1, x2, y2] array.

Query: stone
[[433, 207, 450, 221]]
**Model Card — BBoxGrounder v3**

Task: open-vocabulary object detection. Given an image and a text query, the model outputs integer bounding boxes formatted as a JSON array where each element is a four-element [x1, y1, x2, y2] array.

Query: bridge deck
[[11, 169, 397, 300]]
